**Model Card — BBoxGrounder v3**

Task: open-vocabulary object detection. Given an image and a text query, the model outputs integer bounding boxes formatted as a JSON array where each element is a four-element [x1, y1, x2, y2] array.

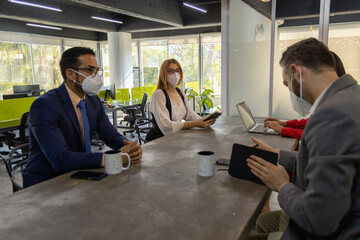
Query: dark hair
[[60, 47, 95, 81], [331, 51, 346, 77], [279, 38, 335, 74]]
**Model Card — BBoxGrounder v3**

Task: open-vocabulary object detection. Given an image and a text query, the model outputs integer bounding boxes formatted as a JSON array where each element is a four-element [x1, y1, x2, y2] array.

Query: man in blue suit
[[23, 47, 142, 188]]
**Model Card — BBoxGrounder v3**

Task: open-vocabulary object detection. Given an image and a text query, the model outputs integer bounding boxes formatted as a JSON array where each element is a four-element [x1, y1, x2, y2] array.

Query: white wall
[[108, 32, 133, 89], [227, 0, 272, 117]]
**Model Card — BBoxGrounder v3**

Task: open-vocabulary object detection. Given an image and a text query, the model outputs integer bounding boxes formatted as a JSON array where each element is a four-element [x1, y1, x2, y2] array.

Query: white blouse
[[149, 89, 201, 136]]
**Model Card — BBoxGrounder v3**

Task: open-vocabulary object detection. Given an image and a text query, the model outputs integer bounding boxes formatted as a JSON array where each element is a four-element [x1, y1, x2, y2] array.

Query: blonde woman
[[148, 59, 215, 141]]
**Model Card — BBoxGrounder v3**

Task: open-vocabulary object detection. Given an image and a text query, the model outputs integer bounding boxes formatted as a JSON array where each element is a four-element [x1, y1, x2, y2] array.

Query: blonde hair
[[156, 59, 183, 90]]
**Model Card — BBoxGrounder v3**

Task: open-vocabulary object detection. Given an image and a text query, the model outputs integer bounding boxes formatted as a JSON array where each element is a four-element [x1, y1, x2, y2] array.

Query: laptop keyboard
[[253, 125, 264, 131]]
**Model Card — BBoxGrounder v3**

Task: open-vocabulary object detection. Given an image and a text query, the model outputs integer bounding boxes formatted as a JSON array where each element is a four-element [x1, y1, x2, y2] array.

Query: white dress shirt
[[149, 88, 201, 136]]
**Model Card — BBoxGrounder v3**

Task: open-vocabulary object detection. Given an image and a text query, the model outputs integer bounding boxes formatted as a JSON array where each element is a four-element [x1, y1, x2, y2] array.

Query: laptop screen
[[236, 102, 256, 129]]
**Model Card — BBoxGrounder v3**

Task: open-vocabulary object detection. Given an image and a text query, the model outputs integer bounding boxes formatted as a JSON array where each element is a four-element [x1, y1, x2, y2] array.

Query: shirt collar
[[64, 83, 86, 109], [309, 82, 334, 115]]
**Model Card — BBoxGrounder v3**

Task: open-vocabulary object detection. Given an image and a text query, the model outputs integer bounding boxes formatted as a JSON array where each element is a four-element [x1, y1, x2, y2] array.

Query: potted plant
[[187, 89, 215, 116]]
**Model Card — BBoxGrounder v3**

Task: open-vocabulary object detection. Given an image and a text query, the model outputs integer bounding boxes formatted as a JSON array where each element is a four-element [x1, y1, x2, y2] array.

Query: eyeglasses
[[75, 67, 103, 77], [167, 69, 181, 74]]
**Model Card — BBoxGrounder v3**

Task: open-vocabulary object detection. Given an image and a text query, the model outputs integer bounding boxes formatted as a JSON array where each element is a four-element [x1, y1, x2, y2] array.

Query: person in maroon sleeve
[[263, 51, 345, 141]]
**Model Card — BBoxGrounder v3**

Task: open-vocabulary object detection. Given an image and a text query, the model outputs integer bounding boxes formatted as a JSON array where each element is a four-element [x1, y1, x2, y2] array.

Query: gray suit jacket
[[278, 74, 360, 239]]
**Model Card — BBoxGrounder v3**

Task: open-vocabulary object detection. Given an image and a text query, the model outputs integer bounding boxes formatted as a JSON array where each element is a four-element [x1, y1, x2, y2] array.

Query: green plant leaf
[[201, 89, 214, 97], [203, 98, 213, 108], [187, 95, 195, 99], [210, 95, 215, 98], [189, 90, 198, 96]]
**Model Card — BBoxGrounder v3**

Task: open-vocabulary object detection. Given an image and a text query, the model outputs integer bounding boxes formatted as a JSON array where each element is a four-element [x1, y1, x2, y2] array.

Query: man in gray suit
[[247, 38, 360, 239]]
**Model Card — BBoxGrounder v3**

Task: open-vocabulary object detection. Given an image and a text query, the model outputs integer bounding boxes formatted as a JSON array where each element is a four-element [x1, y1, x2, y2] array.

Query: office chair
[[1, 143, 29, 192], [120, 92, 148, 137], [7, 112, 30, 151], [31, 89, 46, 97], [91, 132, 105, 150], [134, 117, 155, 145]]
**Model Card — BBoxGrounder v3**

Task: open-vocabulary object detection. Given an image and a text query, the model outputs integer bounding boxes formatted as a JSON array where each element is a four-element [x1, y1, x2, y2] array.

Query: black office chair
[[134, 117, 155, 145], [120, 92, 148, 137], [31, 89, 46, 97], [91, 132, 105, 150], [1, 143, 29, 192], [7, 112, 30, 151]]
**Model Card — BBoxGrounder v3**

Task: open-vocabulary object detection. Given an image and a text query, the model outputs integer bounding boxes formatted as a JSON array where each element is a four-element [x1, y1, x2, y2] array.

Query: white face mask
[[71, 69, 103, 96], [289, 67, 312, 117], [167, 72, 180, 88]]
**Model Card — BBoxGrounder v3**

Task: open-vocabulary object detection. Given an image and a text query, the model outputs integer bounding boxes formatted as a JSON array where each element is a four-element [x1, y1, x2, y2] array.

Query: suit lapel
[[57, 83, 81, 137]]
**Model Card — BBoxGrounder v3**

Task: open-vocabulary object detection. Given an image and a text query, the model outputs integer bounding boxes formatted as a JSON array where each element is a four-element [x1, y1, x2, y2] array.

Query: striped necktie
[[78, 99, 91, 153]]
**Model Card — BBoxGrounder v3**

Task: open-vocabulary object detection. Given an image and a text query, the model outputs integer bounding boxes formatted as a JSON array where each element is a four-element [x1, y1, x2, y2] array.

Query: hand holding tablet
[[203, 110, 222, 121]]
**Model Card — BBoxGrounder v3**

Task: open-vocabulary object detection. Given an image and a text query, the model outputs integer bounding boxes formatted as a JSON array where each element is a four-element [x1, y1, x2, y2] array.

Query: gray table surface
[[0, 116, 295, 240]]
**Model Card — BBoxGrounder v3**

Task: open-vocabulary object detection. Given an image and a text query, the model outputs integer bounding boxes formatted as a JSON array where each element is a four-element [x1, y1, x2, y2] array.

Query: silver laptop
[[236, 101, 279, 135]]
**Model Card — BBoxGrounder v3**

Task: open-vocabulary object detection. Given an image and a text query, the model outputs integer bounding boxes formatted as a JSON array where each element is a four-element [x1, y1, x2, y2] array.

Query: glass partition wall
[[226, 0, 347, 119]]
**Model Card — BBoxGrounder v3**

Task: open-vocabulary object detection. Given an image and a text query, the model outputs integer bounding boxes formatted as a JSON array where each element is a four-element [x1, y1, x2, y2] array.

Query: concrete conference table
[[0, 116, 295, 240]]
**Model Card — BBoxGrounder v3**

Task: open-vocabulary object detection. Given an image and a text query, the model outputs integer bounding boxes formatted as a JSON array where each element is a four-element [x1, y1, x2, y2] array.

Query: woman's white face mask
[[289, 67, 312, 116], [167, 72, 180, 88], [71, 69, 103, 96]]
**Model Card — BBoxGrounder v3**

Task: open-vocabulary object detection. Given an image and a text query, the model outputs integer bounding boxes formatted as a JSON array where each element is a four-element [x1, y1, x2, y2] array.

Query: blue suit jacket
[[23, 83, 126, 188]]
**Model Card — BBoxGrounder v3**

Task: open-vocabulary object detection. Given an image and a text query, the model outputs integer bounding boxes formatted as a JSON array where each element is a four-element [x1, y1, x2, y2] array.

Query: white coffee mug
[[197, 151, 215, 177], [104, 150, 131, 175]]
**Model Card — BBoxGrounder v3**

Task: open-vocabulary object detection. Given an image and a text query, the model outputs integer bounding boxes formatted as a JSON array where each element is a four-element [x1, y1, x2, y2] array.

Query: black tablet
[[228, 143, 278, 185], [70, 171, 107, 181], [203, 111, 222, 121]]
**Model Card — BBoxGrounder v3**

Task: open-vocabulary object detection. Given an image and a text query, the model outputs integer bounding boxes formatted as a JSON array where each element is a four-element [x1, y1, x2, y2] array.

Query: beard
[[291, 77, 301, 98]]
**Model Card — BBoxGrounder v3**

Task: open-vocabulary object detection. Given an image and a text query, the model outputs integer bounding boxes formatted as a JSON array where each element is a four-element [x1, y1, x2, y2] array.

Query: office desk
[[0, 116, 295, 240], [0, 119, 20, 134], [105, 99, 146, 128]]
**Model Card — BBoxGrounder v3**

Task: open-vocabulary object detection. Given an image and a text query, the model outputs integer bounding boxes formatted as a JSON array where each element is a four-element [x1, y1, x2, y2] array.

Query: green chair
[[144, 85, 157, 98], [98, 90, 107, 99], [116, 88, 130, 102], [131, 87, 145, 101]]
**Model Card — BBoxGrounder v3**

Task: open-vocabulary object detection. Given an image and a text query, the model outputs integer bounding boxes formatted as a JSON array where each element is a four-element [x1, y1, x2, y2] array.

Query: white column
[[221, 0, 230, 116], [107, 32, 133, 89]]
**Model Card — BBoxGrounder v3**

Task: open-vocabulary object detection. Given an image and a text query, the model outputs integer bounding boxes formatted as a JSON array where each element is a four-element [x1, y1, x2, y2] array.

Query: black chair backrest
[[134, 117, 154, 145], [19, 112, 30, 144], [1, 143, 29, 192], [140, 92, 148, 117]]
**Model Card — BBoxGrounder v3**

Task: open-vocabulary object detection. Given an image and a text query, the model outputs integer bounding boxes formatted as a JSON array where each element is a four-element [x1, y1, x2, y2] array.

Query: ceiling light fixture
[[183, 2, 207, 13], [9, 0, 62, 12], [26, 23, 62, 30], [91, 16, 123, 24], [261, 0, 271, 2]]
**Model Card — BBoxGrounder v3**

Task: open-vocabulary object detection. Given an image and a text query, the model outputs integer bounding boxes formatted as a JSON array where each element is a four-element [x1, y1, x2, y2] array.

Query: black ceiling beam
[[71, 0, 183, 27], [242, 0, 271, 19], [0, 0, 120, 32], [0, 18, 106, 41], [131, 25, 221, 39]]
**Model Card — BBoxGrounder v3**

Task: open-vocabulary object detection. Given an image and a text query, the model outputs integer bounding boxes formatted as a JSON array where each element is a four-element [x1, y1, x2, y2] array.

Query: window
[[0, 42, 32, 95], [168, 36, 199, 92], [140, 39, 167, 86], [201, 34, 221, 95], [0, 32, 100, 98], [32, 44, 62, 90], [134, 34, 221, 98]]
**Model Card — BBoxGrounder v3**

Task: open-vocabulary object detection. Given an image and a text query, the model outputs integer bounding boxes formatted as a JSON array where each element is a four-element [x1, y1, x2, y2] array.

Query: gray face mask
[[71, 69, 103, 96], [289, 67, 312, 116]]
